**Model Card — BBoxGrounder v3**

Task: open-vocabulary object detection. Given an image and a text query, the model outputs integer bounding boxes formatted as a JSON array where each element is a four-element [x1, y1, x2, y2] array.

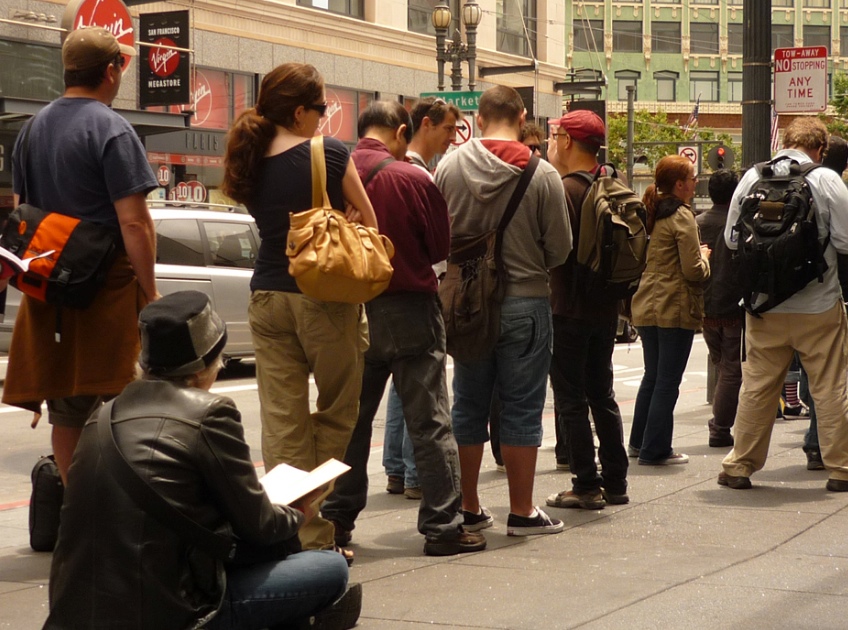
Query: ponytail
[[222, 108, 276, 204]]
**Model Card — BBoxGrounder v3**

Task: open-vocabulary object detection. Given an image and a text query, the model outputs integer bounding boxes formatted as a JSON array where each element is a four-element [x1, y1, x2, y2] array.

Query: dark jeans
[[702, 324, 742, 439], [549, 315, 628, 495], [800, 365, 820, 452], [321, 293, 463, 542], [629, 326, 695, 462]]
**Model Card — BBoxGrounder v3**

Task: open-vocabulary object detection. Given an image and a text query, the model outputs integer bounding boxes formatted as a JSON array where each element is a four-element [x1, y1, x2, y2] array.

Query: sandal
[[334, 544, 354, 567]]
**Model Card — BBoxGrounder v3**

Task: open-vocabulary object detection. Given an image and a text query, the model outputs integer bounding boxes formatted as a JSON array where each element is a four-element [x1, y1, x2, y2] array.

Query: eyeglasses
[[526, 144, 541, 153], [113, 54, 126, 69], [551, 132, 568, 139], [305, 102, 328, 117]]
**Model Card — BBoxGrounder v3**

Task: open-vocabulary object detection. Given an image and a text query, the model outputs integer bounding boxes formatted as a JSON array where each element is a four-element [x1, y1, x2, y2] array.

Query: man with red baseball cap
[[544, 109, 630, 511]]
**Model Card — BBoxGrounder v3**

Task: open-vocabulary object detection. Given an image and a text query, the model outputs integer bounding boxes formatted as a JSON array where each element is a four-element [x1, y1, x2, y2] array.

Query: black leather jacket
[[44, 380, 303, 630]]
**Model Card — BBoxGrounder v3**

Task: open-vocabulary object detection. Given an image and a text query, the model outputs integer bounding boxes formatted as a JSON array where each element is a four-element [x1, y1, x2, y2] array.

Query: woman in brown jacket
[[628, 155, 711, 466]]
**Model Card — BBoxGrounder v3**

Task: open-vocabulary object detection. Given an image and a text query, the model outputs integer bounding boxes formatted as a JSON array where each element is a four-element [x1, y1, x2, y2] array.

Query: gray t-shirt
[[12, 97, 157, 232]]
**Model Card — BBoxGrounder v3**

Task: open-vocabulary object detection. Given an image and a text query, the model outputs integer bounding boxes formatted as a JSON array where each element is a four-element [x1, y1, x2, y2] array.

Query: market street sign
[[774, 46, 828, 114], [420, 91, 483, 110]]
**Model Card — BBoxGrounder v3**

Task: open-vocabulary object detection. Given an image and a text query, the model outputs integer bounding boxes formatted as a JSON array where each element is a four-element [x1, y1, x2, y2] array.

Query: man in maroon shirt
[[322, 101, 486, 557]]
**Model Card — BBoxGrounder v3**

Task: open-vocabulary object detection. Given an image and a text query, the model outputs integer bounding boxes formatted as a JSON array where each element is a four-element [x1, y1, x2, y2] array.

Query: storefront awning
[[0, 97, 192, 136]]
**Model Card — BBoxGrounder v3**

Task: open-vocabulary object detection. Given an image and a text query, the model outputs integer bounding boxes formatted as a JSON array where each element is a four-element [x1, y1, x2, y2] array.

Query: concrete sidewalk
[[1, 401, 847, 629]]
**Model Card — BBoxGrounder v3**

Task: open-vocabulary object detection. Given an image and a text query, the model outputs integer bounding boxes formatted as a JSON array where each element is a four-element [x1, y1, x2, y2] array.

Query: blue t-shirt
[[12, 98, 158, 232]]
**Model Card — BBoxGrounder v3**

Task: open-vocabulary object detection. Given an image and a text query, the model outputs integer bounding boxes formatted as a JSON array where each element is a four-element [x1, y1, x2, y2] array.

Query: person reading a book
[[44, 291, 360, 630]]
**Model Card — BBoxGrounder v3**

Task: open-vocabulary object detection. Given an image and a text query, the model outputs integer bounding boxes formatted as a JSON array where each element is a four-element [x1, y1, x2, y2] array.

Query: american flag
[[770, 107, 780, 154], [683, 95, 700, 137]]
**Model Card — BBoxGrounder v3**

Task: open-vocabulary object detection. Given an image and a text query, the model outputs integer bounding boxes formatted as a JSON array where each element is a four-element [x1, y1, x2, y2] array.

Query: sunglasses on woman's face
[[305, 102, 328, 117]]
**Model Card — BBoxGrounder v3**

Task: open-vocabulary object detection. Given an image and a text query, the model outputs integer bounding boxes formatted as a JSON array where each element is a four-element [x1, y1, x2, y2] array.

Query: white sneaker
[[638, 451, 689, 466]]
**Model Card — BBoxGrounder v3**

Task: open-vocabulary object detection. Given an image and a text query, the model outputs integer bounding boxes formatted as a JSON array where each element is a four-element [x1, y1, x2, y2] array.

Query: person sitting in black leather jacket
[[44, 291, 360, 630]]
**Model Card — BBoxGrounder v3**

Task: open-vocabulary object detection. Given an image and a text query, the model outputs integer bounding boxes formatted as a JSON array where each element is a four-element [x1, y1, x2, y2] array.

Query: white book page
[[259, 458, 350, 506]]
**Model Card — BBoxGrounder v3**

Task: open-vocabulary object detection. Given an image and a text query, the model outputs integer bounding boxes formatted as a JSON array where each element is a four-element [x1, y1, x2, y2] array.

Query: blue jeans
[[207, 550, 348, 629], [452, 297, 552, 447], [381, 382, 419, 488], [629, 326, 695, 462]]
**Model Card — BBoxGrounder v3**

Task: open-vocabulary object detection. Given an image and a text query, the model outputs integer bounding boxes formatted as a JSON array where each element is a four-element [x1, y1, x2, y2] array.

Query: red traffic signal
[[717, 147, 726, 157]]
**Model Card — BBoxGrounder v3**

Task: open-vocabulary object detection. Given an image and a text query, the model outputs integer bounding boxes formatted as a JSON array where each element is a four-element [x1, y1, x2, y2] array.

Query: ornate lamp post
[[432, 1, 482, 92]]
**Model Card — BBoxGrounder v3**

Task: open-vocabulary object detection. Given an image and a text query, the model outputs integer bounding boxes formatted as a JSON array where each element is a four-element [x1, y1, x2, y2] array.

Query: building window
[[615, 70, 640, 101], [773, 25, 794, 49], [804, 0, 830, 7], [652, 22, 681, 53], [773, 0, 794, 5], [496, 0, 536, 58], [0, 39, 62, 101], [613, 21, 642, 53], [690, 22, 719, 55], [574, 19, 603, 53], [842, 27, 848, 56], [654, 71, 678, 101], [408, 0, 460, 35], [691, 0, 718, 4], [690, 70, 719, 102], [728, 72, 743, 103], [654, 0, 681, 3], [296, 0, 363, 18], [804, 25, 831, 53], [727, 23, 743, 55]]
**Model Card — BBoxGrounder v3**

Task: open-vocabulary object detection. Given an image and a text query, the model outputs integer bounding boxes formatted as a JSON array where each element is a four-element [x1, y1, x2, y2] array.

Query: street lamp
[[432, 1, 482, 92]]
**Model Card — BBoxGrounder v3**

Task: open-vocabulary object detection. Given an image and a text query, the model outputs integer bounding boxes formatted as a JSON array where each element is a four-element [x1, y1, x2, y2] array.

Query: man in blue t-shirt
[[4, 27, 159, 487]]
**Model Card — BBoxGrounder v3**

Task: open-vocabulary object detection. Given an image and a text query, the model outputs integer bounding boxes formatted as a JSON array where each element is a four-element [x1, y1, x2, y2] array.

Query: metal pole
[[466, 23, 477, 91], [742, 0, 772, 168], [626, 85, 635, 185], [450, 29, 464, 91], [435, 28, 447, 91]]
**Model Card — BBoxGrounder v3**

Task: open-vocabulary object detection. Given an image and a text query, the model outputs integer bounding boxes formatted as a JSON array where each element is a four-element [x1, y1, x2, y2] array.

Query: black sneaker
[[506, 507, 564, 536], [296, 582, 362, 630], [462, 506, 494, 532], [807, 450, 825, 471], [423, 530, 487, 556]]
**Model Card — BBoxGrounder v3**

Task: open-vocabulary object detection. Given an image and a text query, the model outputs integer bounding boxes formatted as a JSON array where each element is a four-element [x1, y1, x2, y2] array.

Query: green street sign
[[419, 91, 483, 110]]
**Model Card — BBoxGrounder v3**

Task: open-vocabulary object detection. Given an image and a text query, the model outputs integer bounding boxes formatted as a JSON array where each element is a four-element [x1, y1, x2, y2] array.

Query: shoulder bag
[[286, 136, 395, 304], [439, 155, 540, 362], [1, 119, 119, 311]]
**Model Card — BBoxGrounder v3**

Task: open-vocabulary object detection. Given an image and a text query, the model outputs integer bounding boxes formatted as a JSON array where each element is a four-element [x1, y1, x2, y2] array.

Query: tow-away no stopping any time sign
[[774, 46, 828, 114]]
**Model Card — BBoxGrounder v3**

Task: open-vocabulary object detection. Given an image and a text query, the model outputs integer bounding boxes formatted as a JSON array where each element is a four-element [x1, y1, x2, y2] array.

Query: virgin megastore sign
[[139, 11, 190, 107], [61, 0, 135, 71]]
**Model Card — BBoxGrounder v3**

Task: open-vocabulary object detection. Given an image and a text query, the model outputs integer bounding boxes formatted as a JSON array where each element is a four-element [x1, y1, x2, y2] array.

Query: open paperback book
[[0, 245, 54, 280], [259, 458, 350, 507]]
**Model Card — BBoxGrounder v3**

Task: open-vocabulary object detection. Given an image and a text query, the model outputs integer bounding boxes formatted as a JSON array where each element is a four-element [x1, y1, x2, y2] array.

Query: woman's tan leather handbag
[[286, 136, 394, 304]]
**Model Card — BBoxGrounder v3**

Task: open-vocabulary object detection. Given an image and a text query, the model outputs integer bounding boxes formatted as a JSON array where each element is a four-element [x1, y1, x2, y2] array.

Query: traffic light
[[707, 144, 735, 171]]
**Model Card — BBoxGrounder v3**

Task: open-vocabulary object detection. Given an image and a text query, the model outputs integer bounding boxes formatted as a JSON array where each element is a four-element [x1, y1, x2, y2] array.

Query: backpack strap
[[96, 399, 238, 562], [17, 118, 35, 205]]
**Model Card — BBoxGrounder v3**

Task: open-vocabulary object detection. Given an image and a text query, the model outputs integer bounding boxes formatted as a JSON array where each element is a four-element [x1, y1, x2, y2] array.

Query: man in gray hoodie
[[435, 86, 571, 536]]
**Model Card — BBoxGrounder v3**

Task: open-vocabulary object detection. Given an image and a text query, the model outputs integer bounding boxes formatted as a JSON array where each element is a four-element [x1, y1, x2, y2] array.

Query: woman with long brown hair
[[628, 155, 710, 466], [223, 63, 377, 564]]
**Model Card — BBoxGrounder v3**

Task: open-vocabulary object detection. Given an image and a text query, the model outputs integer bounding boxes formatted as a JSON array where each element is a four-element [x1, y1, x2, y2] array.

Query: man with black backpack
[[544, 110, 637, 510], [719, 117, 848, 492]]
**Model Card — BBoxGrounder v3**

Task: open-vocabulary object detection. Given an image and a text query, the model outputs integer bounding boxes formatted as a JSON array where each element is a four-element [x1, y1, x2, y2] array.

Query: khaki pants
[[249, 290, 368, 549], [722, 301, 848, 481]]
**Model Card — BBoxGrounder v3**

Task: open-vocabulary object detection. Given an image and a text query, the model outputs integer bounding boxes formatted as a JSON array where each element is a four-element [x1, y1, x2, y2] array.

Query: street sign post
[[420, 91, 483, 110], [774, 46, 828, 114]]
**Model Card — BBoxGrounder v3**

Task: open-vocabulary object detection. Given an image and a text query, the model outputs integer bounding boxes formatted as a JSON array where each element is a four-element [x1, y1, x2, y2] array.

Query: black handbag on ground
[[28, 454, 63, 552]]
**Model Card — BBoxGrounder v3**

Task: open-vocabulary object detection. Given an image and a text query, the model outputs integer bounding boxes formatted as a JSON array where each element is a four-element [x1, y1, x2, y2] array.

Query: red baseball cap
[[555, 110, 606, 146]]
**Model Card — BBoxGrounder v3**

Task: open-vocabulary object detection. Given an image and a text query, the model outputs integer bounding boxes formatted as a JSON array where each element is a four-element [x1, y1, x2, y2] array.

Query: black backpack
[[735, 156, 828, 315]]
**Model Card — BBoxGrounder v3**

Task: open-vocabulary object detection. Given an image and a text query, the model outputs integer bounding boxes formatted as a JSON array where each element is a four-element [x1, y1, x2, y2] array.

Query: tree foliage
[[606, 109, 739, 173], [822, 72, 848, 138]]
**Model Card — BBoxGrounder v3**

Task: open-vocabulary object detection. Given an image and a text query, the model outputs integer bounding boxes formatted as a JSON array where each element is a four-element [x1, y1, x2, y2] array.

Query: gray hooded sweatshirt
[[434, 138, 572, 298]]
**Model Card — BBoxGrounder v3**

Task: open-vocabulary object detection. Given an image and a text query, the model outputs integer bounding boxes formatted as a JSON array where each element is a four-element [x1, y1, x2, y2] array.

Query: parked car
[[0, 205, 259, 359]]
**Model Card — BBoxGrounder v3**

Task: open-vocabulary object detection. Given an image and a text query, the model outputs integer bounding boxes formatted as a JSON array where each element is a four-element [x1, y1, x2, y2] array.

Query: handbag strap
[[96, 398, 237, 562], [362, 157, 394, 188], [310, 135, 332, 209], [494, 154, 540, 273], [18, 118, 35, 205]]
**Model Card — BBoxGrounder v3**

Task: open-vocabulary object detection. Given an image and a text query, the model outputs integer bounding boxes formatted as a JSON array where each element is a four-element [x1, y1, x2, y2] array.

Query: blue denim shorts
[[451, 296, 552, 447]]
